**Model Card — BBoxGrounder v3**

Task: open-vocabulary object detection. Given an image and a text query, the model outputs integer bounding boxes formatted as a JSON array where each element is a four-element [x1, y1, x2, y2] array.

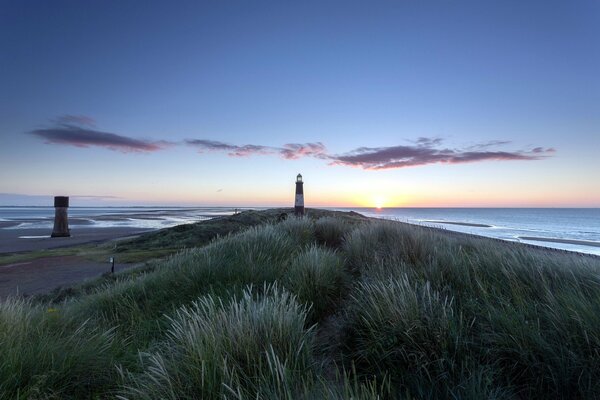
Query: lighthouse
[[294, 174, 305, 216]]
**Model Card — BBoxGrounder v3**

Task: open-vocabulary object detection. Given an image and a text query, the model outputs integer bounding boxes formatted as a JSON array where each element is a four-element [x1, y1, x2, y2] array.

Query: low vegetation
[[1, 209, 599, 399]]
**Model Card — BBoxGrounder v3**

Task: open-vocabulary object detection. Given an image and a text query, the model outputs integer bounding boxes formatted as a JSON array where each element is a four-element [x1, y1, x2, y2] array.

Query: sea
[[1, 207, 599, 256]]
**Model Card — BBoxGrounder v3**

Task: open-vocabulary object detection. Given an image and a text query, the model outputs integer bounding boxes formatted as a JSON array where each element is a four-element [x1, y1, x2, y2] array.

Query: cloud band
[[27, 116, 555, 169]]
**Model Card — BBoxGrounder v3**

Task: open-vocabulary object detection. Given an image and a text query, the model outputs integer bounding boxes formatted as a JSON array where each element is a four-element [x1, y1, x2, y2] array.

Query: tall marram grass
[[284, 245, 347, 322], [119, 284, 314, 400], [344, 220, 436, 271], [275, 216, 316, 247], [66, 224, 300, 344], [342, 276, 508, 398], [314, 216, 354, 248], [2, 222, 307, 398], [341, 219, 600, 398], [0, 298, 118, 399]]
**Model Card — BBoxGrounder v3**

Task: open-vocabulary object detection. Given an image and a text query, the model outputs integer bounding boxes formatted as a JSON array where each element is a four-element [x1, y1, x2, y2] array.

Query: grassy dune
[[1, 209, 599, 399]]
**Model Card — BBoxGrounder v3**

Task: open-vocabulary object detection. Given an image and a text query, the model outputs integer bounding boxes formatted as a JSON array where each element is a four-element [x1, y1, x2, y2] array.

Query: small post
[[110, 257, 115, 274], [294, 174, 305, 216], [51, 196, 70, 237]]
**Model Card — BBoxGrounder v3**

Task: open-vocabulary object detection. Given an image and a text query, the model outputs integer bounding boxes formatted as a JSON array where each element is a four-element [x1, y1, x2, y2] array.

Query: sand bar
[[425, 220, 492, 228], [519, 236, 600, 248]]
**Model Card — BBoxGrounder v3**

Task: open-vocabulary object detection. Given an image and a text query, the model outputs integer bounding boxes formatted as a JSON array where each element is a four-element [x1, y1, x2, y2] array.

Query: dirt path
[[0, 255, 138, 298]]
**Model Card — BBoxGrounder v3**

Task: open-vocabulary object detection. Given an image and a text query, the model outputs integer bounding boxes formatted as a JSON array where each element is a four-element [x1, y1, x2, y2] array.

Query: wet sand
[[519, 236, 600, 248], [0, 227, 154, 298], [0, 256, 140, 298], [0, 208, 232, 297], [0, 218, 97, 229], [0, 227, 153, 253], [425, 220, 493, 228]]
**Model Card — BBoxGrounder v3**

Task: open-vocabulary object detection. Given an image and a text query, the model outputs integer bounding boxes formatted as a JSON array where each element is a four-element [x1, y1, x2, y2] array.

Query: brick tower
[[51, 196, 71, 237]]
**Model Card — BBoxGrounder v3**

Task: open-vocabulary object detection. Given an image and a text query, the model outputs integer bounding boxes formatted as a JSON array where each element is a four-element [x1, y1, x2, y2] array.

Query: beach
[[0, 226, 153, 298], [0, 255, 142, 298], [0, 207, 261, 298], [0, 206, 242, 253], [0, 226, 153, 253]]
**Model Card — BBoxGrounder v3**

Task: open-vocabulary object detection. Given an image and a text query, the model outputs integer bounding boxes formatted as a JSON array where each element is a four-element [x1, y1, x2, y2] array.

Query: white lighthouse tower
[[294, 173, 305, 216]]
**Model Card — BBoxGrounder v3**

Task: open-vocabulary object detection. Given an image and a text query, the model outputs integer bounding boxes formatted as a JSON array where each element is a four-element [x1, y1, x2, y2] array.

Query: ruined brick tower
[[51, 196, 70, 237]]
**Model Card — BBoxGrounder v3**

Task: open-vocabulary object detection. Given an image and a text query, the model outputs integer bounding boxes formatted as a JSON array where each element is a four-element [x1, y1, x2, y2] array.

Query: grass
[[1, 209, 599, 399], [284, 245, 347, 323], [119, 284, 314, 400], [0, 298, 119, 399], [0, 245, 99, 267], [314, 216, 354, 248], [340, 220, 600, 398]]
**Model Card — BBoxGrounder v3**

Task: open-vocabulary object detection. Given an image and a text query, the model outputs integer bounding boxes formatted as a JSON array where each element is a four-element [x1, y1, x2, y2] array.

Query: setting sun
[[374, 196, 386, 209]]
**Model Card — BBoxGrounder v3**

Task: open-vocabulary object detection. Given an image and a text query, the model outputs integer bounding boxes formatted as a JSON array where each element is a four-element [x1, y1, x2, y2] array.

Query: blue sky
[[1, 0, 598, 207]]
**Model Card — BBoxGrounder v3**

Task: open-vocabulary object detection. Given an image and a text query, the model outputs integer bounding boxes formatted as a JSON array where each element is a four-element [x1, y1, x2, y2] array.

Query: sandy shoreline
[[0, 256, 141, 298], [0, 227, 155, 298], [0, 227, 154, 254], [0, 209, 233, 297]]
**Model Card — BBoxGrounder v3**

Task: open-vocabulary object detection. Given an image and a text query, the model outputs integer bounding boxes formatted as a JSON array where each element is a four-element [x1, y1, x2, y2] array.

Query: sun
[[374, 196, 386, 209]]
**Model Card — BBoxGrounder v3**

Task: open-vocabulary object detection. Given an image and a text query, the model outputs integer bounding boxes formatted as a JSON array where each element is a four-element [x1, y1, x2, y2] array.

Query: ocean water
[[1, 206, 599, 256], [338, 208, 600, 256]]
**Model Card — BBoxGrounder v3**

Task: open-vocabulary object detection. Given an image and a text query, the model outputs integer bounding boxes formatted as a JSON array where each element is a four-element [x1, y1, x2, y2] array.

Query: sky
[[1, 0, 599, 207]]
